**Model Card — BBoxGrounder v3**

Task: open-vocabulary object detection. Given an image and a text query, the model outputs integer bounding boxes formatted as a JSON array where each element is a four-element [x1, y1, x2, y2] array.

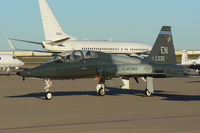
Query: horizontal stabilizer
[[43, 36, 71, 46]]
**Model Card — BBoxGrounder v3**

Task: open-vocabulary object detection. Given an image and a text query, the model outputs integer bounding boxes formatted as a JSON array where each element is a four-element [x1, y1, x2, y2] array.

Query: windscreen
[[47, 50, 98, 63]]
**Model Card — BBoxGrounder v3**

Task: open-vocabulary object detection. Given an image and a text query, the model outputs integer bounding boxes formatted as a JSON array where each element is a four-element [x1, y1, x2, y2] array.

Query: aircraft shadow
[[107, 87, 200, 101], [187, 80, 200, 83], [154, 93, 200, 101], [6, 88, 149, 100], [0, 74, 16, 76], [6, 87, 200, 101], [6, 91, 97, 100]]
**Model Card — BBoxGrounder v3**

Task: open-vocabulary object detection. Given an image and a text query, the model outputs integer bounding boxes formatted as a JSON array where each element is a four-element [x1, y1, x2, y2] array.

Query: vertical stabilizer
[[181, 50, 188, 65], [39, 0, 76, 41], [6, 36, 17, 51], [145, 26, 176, 64]]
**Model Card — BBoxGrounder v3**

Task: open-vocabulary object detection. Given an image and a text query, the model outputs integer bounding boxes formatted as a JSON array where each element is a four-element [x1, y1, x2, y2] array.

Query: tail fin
[[5, 36, 17, 51], [145, 26, 176, 64], [181, 50, 188, 65], [38, 0, 76, 41]]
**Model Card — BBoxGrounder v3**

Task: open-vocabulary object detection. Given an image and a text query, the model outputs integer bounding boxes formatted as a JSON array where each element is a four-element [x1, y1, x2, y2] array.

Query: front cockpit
[[47, 50, 99, 64]]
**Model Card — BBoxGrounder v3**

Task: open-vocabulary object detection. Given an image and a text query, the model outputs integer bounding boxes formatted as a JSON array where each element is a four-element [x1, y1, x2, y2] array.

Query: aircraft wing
[[7, 37, 42, 45], [8, 36, 70, 47], [6, 36, 52, 54]]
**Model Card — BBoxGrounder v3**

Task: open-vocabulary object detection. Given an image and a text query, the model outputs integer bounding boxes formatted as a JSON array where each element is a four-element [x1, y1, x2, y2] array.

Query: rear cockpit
[[48, 50, 99, 63]]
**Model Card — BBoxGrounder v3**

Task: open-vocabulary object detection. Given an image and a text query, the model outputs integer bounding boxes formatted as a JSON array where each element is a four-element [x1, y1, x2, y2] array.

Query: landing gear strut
[[44, 78, 53, 100], [96, 78, 105, 96], [145, 77, 154, 97]]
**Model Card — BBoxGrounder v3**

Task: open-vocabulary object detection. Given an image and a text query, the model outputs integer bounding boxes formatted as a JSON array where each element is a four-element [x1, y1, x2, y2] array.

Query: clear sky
[[0, 0, 199, 51]]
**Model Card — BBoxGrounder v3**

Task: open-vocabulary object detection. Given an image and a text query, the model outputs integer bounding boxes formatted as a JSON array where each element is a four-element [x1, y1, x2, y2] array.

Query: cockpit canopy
[[48, 50, 99, 63]]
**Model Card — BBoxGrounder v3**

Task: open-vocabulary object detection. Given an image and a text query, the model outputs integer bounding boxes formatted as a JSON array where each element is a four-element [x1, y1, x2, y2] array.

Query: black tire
[[98, 88, 105, 96], [145, 89, 152, 97], [45, 92, 53, 100]]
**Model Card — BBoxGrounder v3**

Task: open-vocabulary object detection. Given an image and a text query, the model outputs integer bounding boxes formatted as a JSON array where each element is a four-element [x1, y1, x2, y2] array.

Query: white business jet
[[0, 54, 24, 72], [0, 37, 24, 73]]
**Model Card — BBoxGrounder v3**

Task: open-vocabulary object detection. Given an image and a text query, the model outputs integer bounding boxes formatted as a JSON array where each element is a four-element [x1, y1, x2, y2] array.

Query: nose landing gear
[[44, 78, 53, 100], [96, 78, 105, 96], [45, 91, 53, 100]]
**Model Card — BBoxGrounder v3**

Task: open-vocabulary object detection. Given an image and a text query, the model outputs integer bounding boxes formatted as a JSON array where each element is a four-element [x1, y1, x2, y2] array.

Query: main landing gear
[[96, 78, 105, 96], [44, 78, 53, 100], [95, 77, 154, 97], [144, 77, 154, 97], [42, 77, 154, 99], [145, 89, 152, 97]]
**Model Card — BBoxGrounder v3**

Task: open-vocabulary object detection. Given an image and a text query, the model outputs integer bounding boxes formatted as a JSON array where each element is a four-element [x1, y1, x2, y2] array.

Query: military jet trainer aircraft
[[17, 26, 190, 100]]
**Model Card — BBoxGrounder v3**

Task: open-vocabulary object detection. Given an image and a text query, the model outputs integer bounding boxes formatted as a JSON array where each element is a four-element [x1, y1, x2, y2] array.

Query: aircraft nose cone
[[16, 66, 42, 78], [16, 70, 29, 77], [20, 61, 25, 66], [16, 71, 25, 76], [17, 60, 24, 66]]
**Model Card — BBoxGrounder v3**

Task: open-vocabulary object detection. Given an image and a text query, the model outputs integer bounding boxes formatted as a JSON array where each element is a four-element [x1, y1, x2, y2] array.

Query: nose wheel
[[45, 92, 53, 100], [96, 78, 106, 96], [44, 79, 53, 100]]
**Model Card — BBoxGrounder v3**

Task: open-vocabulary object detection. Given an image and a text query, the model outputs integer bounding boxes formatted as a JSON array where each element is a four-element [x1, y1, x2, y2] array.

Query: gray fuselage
[[18, 51, 189, 79]]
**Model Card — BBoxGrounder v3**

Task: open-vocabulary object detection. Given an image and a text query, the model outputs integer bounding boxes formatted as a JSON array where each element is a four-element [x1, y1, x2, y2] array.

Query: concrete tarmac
[[0, 75, 200, 133]]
